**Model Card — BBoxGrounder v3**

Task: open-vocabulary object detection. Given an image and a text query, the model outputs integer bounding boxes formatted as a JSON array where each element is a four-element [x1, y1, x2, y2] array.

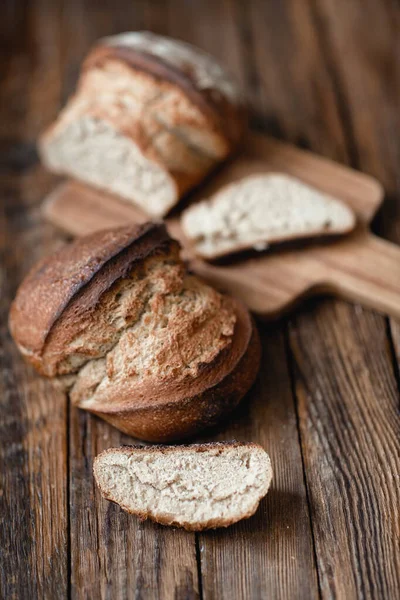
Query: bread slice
[[39, 31, 246, 217], [9, 223, 260, 442], [181, 173, 356, 259], [93, 442, 272, 530]]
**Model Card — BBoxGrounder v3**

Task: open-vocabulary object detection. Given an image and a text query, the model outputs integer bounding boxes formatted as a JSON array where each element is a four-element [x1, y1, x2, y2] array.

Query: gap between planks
[[284, 325, 323, 600]]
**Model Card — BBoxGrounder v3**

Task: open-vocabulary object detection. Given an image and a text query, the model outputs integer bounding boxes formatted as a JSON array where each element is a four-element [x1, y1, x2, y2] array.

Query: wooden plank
[[196, 324, 320, 599], [246, 0, 350, 162], [159, 0, 245, 89], [311, 0, 400, 242], [59, 3, 200, 598], [284, 0, 400, 597], [0, 331, 68, 600], [243, 0, 400, 597], [0, 1, 69, 598], [0, 302, 68, 600], [70, 409, 199, 600], [290, 304, 400, 598], [309, 0, 400, 400]]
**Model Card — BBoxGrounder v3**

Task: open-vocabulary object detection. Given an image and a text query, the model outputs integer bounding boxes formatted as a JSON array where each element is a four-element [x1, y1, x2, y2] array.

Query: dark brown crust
[[82, 297, 261, 442], [96, 440, 263, 455], [9, 223, 260, 444], [83, 44, 246, 146], [9, 223, 175, 372], [94, 442, 270, 531]]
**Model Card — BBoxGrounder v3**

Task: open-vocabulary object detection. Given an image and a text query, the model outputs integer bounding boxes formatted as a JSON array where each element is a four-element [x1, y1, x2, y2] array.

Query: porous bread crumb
[[79, 60, 230, 160], [70, 273, 236, 407], [8, 223, 259, 442], [41, 116, 177, 217], [40, 39, 237, 217], [181, 173, 356, 258], [41, 246, 236, 408], [94, 442, 272, 530]]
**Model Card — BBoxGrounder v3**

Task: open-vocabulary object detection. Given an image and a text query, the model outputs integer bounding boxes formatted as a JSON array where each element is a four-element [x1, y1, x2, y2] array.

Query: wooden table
[[1, 1, 399, 598]]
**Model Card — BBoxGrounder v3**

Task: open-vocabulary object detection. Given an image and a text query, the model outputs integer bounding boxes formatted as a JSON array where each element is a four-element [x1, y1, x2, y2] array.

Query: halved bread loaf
[[181, 173, 356, 259], [94, 442, 272, 530], [9, 223, 260, 441], [39, 31, 246, 218]]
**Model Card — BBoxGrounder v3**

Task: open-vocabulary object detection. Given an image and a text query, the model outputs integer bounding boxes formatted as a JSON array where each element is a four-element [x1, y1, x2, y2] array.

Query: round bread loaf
[[9, 223, 260, 442], [39, 32, 246, 218]]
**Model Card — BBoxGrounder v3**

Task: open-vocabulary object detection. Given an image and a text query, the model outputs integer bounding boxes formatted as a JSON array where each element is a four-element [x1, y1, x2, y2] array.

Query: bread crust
[[79, 297, 260, 442], [9, 224, 260, 442], [39, 32, 246, 217], [84, 41, 246, 146], [39, 97, 207, 218], [9, 223, 175, 373], [94, 442, 270, 530]]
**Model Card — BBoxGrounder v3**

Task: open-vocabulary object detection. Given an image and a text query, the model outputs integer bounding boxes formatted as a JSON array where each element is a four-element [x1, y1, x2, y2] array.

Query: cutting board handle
[[324, 231, 400, 318]]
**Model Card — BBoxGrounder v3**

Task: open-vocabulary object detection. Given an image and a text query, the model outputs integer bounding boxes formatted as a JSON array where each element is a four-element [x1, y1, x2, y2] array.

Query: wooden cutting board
[[43, 132, 400, 319]]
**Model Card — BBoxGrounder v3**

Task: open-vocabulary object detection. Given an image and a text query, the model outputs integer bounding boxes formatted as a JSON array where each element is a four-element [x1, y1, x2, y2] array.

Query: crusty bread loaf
[[9, 223, 260, 442], [181, 173, 356, 259], [39, 31, 246, 218], [94, 442, 272, 530]]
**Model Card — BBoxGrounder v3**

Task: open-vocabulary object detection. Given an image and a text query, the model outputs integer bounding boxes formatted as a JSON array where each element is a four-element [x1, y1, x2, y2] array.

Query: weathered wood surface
[[196, 325, 320, 600], [0, 2, 68, 599], [0, 0, 399, 599]]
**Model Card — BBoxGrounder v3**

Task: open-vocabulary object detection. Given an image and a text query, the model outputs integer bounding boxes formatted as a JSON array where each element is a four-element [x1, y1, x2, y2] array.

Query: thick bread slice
[[93, 442, 272, 530], [39, 32, 246, 217], [9, 224, 260, 442], [40, 115, 180, 218], [181, 173, 357, 259]]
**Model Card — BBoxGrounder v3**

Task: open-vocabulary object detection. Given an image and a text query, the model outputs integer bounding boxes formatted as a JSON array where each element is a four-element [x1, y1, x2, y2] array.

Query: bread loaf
[[181, 173, 356, 259], [39, 32, 246, 217], [9, 223, 260, 441], [94, 442, 272, 530]]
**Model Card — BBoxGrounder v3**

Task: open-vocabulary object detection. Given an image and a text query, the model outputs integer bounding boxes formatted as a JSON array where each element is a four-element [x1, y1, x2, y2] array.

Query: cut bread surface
[[40, 116, 177, 217], [94, 442, 272, 530], [181, 173, 356, 258], [39, 32, 245, 217]]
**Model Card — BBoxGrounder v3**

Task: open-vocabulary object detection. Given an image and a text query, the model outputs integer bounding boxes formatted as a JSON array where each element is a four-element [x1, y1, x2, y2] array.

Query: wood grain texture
[[310, 0, 400, 394], [1, 0, 400, 598], [0, 1, 68, 598], [70, 409, 199, 600], [195, 324, 320, 600], [235, 0, 400, 598], [290, 304, 400, 598], [278, 0, 400, 597], [311, 0, 400, 242], [244, 0, 350, 162]]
